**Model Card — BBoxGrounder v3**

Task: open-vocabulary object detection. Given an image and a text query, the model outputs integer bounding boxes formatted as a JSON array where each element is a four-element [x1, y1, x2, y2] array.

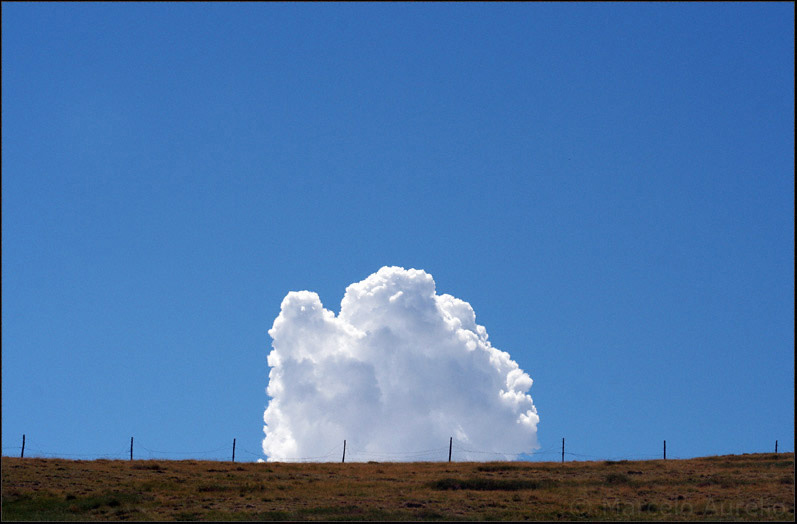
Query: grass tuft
[[605, 473, 631, 485], [476, 463, 522, 472], [432, 477, 557, 491]]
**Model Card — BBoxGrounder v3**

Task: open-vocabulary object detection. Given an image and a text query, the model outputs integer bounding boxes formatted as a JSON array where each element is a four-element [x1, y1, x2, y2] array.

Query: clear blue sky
[[2, 3, 794, 462]]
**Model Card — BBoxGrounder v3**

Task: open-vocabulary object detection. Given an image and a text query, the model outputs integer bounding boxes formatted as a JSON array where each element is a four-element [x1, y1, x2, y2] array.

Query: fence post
[[21, 434, 25, 458], [232, 438, 236, 462], [775, 440, 778, 454], [561, 438, 564, 464], [342, 440, 346, 463], [448, 437, 452, 463], [130, 437, 134, 461], [663, 440, 666, 460]]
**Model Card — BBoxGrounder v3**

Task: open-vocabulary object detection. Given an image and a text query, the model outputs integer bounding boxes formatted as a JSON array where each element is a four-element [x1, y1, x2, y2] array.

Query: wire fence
[[2, 435, 790, 463]]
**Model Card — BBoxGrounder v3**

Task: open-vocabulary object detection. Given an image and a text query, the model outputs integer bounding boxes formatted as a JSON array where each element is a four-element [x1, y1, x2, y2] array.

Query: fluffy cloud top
[[263, 267, 539, 462]]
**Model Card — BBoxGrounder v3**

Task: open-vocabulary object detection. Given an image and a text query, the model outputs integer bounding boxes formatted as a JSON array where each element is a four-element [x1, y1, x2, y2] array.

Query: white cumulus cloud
[[263, 266, 539, 462]]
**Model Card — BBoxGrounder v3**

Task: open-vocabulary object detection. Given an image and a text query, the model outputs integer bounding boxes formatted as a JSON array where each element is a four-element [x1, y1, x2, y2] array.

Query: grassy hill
[[2, 452, 793, 521]]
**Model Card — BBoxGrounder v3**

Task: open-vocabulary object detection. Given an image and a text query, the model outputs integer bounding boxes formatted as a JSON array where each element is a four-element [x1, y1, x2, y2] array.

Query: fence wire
[[2, 436, 788, 463]]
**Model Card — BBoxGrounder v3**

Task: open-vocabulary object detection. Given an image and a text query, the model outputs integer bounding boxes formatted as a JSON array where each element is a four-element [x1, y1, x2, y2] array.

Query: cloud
[[263, 266, 539, 462]]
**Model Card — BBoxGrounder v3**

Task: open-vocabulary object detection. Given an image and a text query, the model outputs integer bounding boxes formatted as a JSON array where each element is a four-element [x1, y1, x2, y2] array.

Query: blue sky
[[2, 3, 793, 462]]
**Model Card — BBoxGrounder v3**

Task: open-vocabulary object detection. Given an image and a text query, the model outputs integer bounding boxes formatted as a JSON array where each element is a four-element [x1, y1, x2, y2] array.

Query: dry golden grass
[[2, 452, 793, 521]]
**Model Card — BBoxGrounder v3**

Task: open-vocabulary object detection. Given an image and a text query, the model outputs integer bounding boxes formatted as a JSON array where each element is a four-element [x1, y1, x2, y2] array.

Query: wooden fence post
[[130, 437, 134, 461], [21, 434, 25, 458], [342, 440, 346, 463], [232, 438, 236, 462], [448, 437, 452, 463]]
